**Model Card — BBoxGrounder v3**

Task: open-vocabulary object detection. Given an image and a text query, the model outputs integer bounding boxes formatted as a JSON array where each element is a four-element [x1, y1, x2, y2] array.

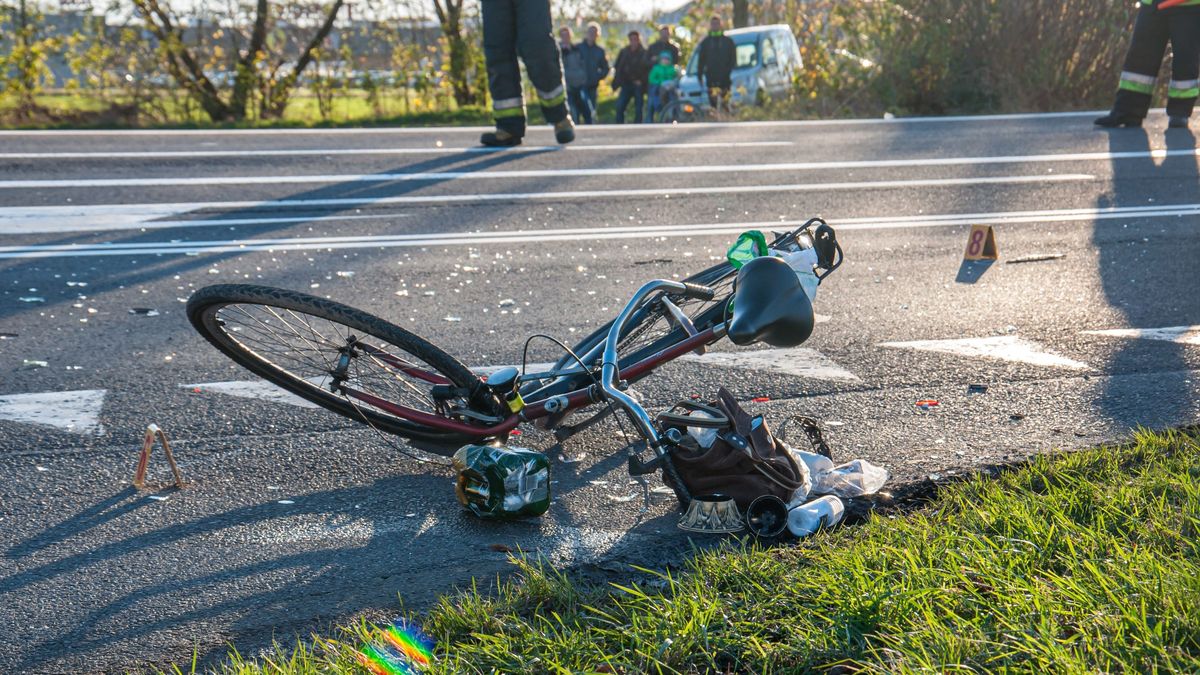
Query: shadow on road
[[1092, 124, 1199, 427]]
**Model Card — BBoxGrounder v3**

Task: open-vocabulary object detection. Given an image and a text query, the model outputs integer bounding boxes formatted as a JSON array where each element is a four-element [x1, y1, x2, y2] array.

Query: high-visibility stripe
[[492, 96, 523, 111], [1170, 79, 1200, 99], [1119, 72, 1156, 94], [493, 107, 525, 119], [536, 84, 564, 101]]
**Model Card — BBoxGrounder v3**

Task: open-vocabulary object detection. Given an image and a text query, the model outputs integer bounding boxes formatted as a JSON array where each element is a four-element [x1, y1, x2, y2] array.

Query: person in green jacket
[[647, 51, 680, 122], [1096, 0, 1200, 129]]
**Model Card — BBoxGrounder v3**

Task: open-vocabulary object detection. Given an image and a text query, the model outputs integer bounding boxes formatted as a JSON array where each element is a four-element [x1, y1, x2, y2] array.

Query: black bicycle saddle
[[727, 256, 814, 348]]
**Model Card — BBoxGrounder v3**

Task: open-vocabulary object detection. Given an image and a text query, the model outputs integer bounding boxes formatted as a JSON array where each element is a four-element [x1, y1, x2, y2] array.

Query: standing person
[[560, 26, 588, 124], [576, 21, 609, 125], [479, 0, 574, 147], [696, 15, 736, 109], [647, 51, 680, 122], [1095, 0, 1199, 129], [646, 24, 681, 66], [612, 30, 651, 124]]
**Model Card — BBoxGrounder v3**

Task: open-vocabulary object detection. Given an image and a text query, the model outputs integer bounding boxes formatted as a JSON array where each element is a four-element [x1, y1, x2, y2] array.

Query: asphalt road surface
[[2, 112, 1198, 673]]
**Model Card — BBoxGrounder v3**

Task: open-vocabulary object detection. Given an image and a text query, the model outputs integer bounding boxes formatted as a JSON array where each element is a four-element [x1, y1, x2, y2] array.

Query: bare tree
[[732, 0, 749, 28], [131, 0, 343, 121], [432, 0, 479, 105]]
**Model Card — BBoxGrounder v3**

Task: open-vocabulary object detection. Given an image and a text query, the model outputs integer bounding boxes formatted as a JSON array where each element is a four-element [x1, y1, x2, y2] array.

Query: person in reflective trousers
[[480, 0, 575, 146], [1096, 0, 1200, 129]]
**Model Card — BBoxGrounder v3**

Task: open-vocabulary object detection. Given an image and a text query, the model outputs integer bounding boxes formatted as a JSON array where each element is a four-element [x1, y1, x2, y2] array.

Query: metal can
[[452, 444, 551, 519]]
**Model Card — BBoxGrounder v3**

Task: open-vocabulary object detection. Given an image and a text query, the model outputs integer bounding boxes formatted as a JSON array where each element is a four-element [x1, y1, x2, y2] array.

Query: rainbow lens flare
[[355, 620, 434, 674]]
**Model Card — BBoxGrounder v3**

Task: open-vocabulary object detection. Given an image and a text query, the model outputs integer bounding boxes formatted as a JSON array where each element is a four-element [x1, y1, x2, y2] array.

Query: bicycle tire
[[187, 284, 495, 449]]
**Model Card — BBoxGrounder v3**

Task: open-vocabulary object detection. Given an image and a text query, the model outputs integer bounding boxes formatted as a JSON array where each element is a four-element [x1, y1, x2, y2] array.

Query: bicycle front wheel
[[187, 284, 496, 449]]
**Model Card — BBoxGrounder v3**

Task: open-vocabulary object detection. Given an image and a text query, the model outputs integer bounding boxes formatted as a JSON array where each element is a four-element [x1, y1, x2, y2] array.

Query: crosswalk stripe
[[181, 381, 319, 408], [679, 347, 859, 382], [879, 335, 1089, 370], [0, 389, 107, 434], [1082, 325, 1200, 346]]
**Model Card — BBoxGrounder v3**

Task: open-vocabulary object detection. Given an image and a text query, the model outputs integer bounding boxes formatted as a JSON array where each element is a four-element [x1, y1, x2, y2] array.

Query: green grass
[[198, 428, 1200, 674]]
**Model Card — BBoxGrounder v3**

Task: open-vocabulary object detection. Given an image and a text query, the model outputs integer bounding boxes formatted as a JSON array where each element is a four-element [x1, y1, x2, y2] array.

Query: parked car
[[676, 24, 802, 106]]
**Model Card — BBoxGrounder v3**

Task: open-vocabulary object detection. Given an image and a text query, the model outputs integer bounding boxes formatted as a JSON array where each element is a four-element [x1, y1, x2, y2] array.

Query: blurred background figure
[[479, 0, 574, 146], [1095, 0, 1199, 129], [697, 14, 736, 109], [647, 51, 680, 122], [560, 26, 588, 124], [575, 21, 609, 125], [647, 24, 681, 66], [612, 29, 650, 124]]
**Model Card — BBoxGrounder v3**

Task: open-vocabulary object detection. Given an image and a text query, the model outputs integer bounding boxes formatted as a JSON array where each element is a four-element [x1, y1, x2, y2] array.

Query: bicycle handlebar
[[599, 279, 689, 449], [679, 282, 716, 302]]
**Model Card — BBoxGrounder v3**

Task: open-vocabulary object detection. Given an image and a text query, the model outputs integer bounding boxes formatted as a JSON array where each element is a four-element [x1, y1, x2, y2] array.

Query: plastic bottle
[[786, 495, 845, 537]]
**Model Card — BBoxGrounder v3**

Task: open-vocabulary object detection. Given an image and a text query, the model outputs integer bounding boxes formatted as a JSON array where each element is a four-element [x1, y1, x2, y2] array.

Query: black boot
[[480, 128, 522, 147], [554, 117, 575, 144], [1094, 112, 1143, 128], [1168, 116, 1190, 129]]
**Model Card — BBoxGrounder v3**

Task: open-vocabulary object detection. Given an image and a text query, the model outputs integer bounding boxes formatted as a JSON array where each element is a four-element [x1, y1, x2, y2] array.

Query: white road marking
[[879, 335, 1089, 370], [472, 363, 556, 377], [679, 347, 859, 382], [0, 212, 400, 235], [0, 141, 793, 160], [2, 202, 1197, 259], [1082, 325, 1200, 346], [181, 381, 319, 409], [5, 144, 1193, 188], [0, 389, 106, 434], [0, 109, 1114, 137], [0, 173, 1095, 235]]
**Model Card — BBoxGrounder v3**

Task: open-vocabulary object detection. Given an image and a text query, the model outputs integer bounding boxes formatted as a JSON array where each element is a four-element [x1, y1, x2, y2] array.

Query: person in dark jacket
[[696, 15, 736, 108], [575, 22, 609, 124], [479, 0, 574, 147], [1096, 0, 1199, 129], [560, 26, 588, 124], [612, 30, 652, 124], [646, 25, 681, 66]]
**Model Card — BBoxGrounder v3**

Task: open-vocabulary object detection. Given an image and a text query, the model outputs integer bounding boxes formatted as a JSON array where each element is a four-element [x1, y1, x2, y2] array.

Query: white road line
[[2, 202, 1196, 259], [181, 381, 319, 408], [679, 347, 859, 382], [879, 335, 1089, 370], [0, 141, 792, 160], [3, 147, 1191, 189], [0, 173, 1095, 234], [1082, 325, 1200, 346], [0, 110, 1114, 136], [0, 389, 107, 434], [0, 212, 401, 235]]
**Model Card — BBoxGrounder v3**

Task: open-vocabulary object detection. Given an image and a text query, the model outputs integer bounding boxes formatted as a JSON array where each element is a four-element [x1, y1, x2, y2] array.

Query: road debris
[[915, 399, 939, 410], [277, 500, 295, 505], [129, 308, 160, 316], [336, 271, 356, 278], [18, 296, 45, 303], [1007, 253, 1066, 264], [21, 360, 48, 369], [967, 384, 989, 394]]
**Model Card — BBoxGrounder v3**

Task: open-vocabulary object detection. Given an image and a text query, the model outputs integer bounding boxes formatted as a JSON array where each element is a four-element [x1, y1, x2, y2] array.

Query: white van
[[676, 24, 802, 106]]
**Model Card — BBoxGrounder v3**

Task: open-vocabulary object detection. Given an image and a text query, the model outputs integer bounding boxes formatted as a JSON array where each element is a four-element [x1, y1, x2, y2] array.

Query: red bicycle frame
[[340, 323, 724, 437]]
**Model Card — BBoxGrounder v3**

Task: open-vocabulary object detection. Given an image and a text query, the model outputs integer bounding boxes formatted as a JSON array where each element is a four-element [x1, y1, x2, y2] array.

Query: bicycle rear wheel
[[187, 284, 497, 449]]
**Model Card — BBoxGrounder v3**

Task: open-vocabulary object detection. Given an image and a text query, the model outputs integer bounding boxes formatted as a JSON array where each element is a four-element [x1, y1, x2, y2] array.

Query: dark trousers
[[482, 0, 569, 135], [568, 86, 593, 124], [615, 84, 645, 124], [1113, 4, 1200, 119]]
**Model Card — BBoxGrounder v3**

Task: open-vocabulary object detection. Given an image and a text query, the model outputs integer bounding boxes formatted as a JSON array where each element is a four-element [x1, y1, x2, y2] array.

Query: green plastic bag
[[726, 230, 769, 269], [453, 444, 550, 519]]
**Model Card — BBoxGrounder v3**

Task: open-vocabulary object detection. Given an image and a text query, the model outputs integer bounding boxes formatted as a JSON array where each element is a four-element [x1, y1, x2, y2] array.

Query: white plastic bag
[[773, 247, 820, 303], [813, 459, 889, 498]]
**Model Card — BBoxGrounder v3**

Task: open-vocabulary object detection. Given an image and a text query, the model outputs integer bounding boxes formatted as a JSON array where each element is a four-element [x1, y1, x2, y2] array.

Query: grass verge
[[205, 428, 1200, 674]]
